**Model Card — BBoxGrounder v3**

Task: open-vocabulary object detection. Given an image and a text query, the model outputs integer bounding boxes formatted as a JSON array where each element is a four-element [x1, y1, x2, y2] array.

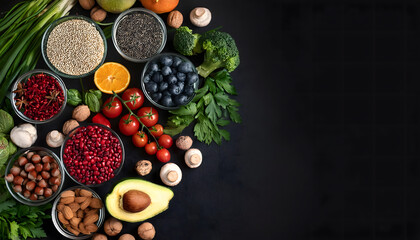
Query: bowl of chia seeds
[[112, 8, 167, 63], [41, 15, 107, 79]]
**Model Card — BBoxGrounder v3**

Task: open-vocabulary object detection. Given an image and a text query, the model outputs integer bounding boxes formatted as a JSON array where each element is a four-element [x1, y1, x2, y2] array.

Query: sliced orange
[[94, 62, 130, 94]]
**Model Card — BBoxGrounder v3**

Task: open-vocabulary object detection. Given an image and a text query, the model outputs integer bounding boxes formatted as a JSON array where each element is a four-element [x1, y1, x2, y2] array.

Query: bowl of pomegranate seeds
[[4, 146, 65, 206], [10, 69, 67, 124], [60, 124, 125, 187]]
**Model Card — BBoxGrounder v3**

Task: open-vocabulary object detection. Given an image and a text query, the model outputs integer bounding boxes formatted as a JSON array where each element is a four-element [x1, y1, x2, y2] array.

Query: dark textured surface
[[2, 0, 419, 239]]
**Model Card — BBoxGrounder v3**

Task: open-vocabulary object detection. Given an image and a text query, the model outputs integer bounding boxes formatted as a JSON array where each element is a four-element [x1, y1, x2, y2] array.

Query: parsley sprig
[[164, 70, 241, 144]]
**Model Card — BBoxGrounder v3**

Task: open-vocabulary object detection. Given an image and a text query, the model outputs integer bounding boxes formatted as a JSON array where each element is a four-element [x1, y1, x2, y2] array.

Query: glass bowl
[[112, 8, 167, 63], [41, 15, 107, 79], [141, 53, 200, 110], [10, 69, 67, 124], [60, 123, 125, 187], [4, 146, 65, 206], [51, 186, 105, 239]]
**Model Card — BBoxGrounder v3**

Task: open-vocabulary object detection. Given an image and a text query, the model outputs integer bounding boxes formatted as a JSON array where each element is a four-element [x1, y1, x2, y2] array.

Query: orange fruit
[[140, 0, 179, 14], [94, 62, 130, 94]]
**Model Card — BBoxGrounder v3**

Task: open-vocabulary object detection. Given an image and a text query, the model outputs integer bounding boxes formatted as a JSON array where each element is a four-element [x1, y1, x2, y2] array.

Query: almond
[[68, 202, 80, 212], [83, 213, 99, 225], [85, 208, 99, 217], [63, 206, 74, 220], [70, 217, 81, 228], [74, 188, 81, 196], [61, 190, 75, 198], [77, 209, 84, 218], [67, 225, 80, 236], [79, 189, 92, 197], [80, 197, 91, 210], [79, 222, 89, 235], [58, 212, 69, 225], [75, 196, 87, 203], [89, 198, 103, 209], [60, 196, 75, 204], [85, 224, 98, 234], [57, 203, 65, 212]]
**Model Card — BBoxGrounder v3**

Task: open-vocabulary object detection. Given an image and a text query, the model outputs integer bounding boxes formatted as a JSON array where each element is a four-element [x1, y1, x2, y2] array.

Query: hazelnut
[[91, 6, 107, 23], [17, 156, 28, 166], [63, 119, 79, 135], [31, 154, 41, 163], [72, 105, 90, 122], [119, 234, 135, 240], [138, 222, 155, 240], [135, 160, 152, 176], [5, 174, 14, 182], [176, 136, 193, 150], [167, 10, 183, 28], [103, 217, 123, 236], [79, 0, 95, 10]]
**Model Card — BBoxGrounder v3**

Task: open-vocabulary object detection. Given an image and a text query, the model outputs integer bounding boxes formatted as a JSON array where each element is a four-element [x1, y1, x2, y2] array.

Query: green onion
[[0, 0, 77, 105]]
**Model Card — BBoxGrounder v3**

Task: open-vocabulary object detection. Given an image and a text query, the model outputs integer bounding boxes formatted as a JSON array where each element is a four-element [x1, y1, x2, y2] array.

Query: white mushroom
[[10, 123, 37, 148], [46, 130, 65, 148], [160, 163, 182, 186], [184, 148, 202, 168], [190, 7, 211, 27]]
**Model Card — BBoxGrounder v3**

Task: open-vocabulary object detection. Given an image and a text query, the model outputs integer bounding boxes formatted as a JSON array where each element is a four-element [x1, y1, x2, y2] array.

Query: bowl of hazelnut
[[4, 146, 65, 206]]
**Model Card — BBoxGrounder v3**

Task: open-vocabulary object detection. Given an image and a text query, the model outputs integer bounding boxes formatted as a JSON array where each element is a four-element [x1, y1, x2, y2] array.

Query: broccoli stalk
[[196, 31, 240, 78], [173, 26, 202, 56]]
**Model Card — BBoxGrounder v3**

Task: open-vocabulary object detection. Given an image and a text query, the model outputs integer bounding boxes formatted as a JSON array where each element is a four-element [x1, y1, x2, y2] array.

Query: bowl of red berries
[[60, 124, 125, 187], [10, 69, 67, 124]]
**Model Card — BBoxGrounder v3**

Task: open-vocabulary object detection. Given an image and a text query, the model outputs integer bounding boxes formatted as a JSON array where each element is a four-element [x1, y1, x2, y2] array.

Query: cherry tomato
[[122, 88, 144, 110], [137, 107, 158, 127], [118, 114, 139, 136], [158, 134, 173, 149], [145, 142, 158, 155], [132, 131, 148, 148], [156, 148, 171, 163], [92, 113, 111, 128], [102, 97, 123, 118], [149, 124, 163, 137]]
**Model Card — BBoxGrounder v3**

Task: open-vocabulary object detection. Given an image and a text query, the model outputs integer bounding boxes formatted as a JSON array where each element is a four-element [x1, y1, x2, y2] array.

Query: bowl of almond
[[51, 186, 105, 239]]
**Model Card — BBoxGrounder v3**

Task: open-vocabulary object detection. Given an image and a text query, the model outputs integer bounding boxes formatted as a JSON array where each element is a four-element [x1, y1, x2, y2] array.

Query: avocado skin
[[105, 178, 174, 222]]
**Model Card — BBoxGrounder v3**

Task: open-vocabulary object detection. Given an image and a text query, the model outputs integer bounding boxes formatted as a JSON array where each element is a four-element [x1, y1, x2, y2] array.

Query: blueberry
[[161, 95, 175, 107], [152, 72, 163, 83], [178, 62, 193, 73], [172, 57, 182, 67], [186, 72, 199, 85], [151, 92, 162, 102], [177, 82, 185, 92], [162, 90, 171, 96], [145, 82, 158, 93], [176, 72, 186, 82], [183, 85, 195, 97], [150, 63, 159, 72], [161, 66, 172, 76], [159, 82, 169, 92], [166, 75, 178, 85], [174, 94, 188, 105], [169, 84, 181, 95], [171, 67, 177, 75], [160, 56, 173, 66], [143, 74, 151, 83]]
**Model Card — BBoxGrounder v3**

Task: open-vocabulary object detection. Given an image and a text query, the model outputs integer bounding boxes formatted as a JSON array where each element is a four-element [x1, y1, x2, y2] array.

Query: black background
[[2, 0, 419, 239]]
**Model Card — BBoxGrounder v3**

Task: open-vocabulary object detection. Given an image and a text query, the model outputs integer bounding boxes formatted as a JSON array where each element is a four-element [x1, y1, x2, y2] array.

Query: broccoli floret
[[196, 30, 240, 77], [173, 26, 202, 56]]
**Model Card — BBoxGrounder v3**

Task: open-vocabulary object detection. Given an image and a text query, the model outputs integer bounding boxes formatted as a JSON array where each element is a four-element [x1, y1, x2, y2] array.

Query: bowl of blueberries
[[141, 53, 200, 110]]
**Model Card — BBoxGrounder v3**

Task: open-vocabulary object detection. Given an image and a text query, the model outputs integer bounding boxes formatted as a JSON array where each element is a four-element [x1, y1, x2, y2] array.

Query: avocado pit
[[122, 190, 151, 213]]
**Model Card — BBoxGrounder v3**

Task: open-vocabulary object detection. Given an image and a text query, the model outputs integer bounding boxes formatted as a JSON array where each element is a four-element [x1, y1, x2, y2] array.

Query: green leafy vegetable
[[0, 110, 13, 134], [164, 70, 241, 144], [0, 137, 9, 176], [67, 89, 82, 106], [85, 92, 100, 112]]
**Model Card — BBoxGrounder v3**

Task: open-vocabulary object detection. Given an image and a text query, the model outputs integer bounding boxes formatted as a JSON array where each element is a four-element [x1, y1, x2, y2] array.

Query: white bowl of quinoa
[[41, 15, 107, 79]]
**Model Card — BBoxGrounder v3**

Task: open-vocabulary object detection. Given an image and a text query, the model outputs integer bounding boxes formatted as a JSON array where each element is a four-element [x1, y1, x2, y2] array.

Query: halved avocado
[[106, 179, 174, 222]]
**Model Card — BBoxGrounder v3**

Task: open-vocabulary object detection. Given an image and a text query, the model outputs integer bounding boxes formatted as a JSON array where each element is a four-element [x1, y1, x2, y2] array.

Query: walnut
[[72, 105, 90, 122], [167, 10, 183, 28], [63, 119, 79, 135], [91, 233, 108, 240], [91, 6, 107, 23], [103, 217, 122, 236], [136, 160, 152, 176], [138, 222, 155, 240], [176, 136, 193, 150]]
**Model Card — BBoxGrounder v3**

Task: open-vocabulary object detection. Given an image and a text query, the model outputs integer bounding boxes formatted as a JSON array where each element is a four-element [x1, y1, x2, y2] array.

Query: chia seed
[[46, 19, 104, 76], [116, 12, 164, 60]]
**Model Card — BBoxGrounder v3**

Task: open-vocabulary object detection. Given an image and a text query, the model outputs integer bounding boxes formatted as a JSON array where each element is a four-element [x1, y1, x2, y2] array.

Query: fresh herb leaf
[[214, 92, 229, 109], [67, 89, 82, 106], [9, 221, 19, 240], [85, 92, 100, 112], [205, 77, 217, 94], [169, 103, 197, 116], [227, 105, 242, 123], [216, 119, 231, 126]]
